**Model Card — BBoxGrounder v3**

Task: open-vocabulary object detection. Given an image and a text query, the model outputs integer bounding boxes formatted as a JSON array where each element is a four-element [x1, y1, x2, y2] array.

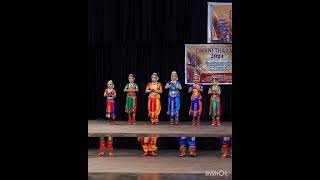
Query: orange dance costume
[[138, 136, 158, 156], [145, 73, 162, 125]]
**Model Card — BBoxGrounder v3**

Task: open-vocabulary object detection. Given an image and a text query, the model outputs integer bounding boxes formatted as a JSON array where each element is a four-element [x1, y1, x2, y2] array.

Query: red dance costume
[[98, 136, 113, 157]]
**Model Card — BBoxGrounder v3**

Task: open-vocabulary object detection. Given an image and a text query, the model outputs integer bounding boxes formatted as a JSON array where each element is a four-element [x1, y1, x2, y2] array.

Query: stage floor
[[88, 149, 232, 179], [88, 120, 232, 137], [88, 173, 232, 180]]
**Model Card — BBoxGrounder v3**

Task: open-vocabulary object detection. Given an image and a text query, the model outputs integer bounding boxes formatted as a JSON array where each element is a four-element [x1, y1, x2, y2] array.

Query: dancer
[[97, 136, 113, 157], [146, 73, 162, 125], [165, 71, 182, 125], [138, 136, 158, 156], [221, 136, 232, 158], [124, 74, 138, 125], [208, 77, 221, 126], [188, 74, 203, 126], [178, 137, 197, 157], [104, 80, 117, 124]]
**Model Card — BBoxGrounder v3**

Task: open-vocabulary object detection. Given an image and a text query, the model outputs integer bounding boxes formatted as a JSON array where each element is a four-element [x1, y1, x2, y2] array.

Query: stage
[[88, 120, 232, 179], [88, 120, 232, 137], [88, 149, 232, 179]]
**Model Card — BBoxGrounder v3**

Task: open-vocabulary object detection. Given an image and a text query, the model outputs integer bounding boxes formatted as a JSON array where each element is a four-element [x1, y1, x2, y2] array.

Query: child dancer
[[124, 74, 139, 125], [138, 136, 158, 156], [165, 71, 182, 125], [188, 74, 203, 126], [145, 73, 162, 125], [178, 137, 197, 157], [104, 80, 117, 124], [208, 77, 222, 126], [221, 136, 232, 158], [97, 136, 113, 157]]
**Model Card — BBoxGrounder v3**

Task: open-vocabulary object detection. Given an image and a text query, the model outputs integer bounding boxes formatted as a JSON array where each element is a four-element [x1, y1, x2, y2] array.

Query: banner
[[207, 2, 232, 43], [185, 44, 232, 85]]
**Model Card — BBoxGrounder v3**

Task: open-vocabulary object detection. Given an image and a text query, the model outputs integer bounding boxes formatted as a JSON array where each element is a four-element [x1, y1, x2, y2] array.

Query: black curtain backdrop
[[88, 0, 232, 122]]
